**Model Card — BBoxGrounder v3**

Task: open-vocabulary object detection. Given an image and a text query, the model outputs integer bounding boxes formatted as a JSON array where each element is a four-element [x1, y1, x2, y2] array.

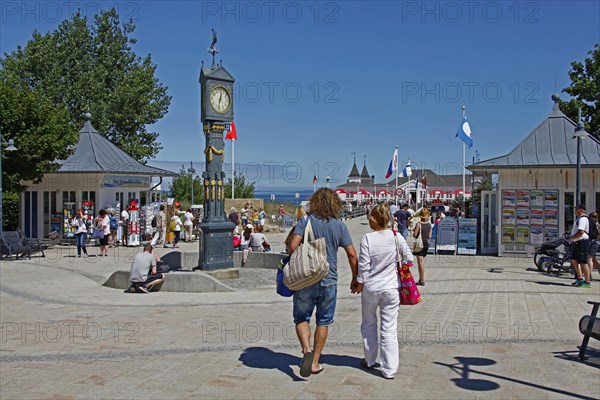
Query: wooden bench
[[0, 231, 46, 260], [578, 301, 600, 360]]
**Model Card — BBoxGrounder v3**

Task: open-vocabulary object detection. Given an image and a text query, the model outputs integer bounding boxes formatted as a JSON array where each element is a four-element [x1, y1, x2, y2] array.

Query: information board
[[457, 218, 477, 255], [501, 189, 560, 246], [436, 217, 458, 253]]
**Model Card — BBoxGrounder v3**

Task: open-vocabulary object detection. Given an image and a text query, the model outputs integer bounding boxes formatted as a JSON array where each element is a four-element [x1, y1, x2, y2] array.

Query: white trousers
[[361, 288, 400, 378], [150, 227, 165, 246]]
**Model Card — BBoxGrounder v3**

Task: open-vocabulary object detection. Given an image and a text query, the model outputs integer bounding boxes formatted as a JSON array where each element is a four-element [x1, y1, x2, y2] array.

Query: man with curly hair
[[288, 188, 360, 377]]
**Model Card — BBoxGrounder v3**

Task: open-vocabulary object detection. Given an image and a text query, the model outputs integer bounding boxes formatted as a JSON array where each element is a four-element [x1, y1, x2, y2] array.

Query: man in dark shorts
[[128, 244, 165, 293], [393, 203, 412, 239], [569, 204, 591, 288]]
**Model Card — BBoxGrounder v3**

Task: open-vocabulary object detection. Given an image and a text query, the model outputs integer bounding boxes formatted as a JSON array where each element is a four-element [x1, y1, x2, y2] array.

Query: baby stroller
[[533, 234, 574, 276]]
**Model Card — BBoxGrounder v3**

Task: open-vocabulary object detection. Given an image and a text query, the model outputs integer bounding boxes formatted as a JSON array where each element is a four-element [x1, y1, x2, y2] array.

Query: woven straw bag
[[283, 217, 329, 290]]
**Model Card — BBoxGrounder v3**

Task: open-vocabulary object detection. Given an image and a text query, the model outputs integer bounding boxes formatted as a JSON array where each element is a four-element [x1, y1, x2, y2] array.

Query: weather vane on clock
[[208, 29, 218, 68]]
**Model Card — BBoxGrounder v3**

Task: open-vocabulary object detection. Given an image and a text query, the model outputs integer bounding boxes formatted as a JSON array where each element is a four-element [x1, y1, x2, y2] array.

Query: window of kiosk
[[139, 191, 146, 206], [564, 192, 586, 232], [82, 191, 96, 205], [43, 191, 59, 238], [43, 191, 49, 237]]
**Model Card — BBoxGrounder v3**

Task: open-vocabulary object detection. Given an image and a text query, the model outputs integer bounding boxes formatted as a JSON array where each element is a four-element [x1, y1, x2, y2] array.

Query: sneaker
[[572, 278, 584, 286], [138, 286, 149, 294], [580, 281, 591, 288], [83, 254, 88, 258]]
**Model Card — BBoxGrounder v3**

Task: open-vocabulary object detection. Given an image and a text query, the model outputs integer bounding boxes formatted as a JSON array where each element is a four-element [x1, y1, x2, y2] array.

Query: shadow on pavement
[[554, 349, 600, 369], [239, 347, 366, 380], [239, 347, 304, 381], [529, 281, 573, 287], [435, 356, 597, 399]]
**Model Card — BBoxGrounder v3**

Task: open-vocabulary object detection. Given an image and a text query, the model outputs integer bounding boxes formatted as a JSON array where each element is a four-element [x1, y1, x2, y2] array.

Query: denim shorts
[[293, 283, 337, 326], [589, 240, 599, 257]]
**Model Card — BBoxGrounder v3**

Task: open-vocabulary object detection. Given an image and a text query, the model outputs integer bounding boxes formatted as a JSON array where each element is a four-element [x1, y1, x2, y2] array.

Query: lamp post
[[188, 161, 196, 205], [573, 108, 587, 206], [0, 133, 18, 234], [325, 176, 330, 188]]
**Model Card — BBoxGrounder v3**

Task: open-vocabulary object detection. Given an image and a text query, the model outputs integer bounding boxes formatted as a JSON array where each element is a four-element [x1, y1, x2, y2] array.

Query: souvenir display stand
[[62, 203, 77, 239], [81, 201, 95, 234], [126, 201, 141, 246]]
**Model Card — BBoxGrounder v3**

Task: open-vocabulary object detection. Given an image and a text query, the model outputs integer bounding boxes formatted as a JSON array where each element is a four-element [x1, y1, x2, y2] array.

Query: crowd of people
[[229, 202, 283, 265]]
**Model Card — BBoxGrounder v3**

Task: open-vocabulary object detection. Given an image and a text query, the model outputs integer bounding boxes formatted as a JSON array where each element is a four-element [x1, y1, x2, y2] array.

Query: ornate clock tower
[[198, 31, 235, 271]]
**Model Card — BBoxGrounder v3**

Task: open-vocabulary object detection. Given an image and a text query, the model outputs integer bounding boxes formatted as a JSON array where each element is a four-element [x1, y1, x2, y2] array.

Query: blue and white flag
[[400, 159, 412, 177], [384, 148, 398, 179], [456, 115, 473, 148]]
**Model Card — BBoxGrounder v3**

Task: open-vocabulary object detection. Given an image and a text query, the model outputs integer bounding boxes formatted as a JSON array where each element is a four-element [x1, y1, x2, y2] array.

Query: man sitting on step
[[127, 244, 165, 293]]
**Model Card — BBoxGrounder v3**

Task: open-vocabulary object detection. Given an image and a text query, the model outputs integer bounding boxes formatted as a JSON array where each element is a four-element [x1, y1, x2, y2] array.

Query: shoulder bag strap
[[393, 231, 401, 263], [304, 216, 314, 243], [301, 217, 312, 264]]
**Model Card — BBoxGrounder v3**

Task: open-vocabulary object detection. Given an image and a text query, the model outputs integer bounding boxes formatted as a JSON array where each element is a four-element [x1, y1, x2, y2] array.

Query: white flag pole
[[395, 145, 398, 207], [461, 105, 466, 212], [231, 138, 235, 199]]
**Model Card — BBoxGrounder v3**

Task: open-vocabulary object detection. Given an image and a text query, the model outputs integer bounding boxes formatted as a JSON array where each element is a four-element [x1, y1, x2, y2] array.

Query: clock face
[[210, 86, 231, 113]]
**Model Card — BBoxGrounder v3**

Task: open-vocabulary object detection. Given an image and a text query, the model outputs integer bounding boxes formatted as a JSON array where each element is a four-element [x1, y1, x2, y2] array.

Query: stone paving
[[1, 216, 599, 399]]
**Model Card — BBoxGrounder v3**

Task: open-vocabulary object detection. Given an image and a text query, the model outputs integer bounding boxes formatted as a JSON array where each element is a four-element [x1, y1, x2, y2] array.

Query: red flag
[[313, 175, 317, 184], [225, 122, 237, 140]]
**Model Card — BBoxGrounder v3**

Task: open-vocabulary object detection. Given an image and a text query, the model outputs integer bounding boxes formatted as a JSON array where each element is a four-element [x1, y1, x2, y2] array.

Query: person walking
[[150, 205, 167, 247], [569, 204, 591, 288], [588, 211, 600, 279], [120, 206, 130, 246], [183, 209, 194, 242], [287, 188, 359, 377], [108, 211, 118, 247], [240, 224, 253, 266], [94, 209, 110, 257], [356, 203, 412, 380], [240, 203, 249, 226], [170, 210, 183, 248], [413, 210, 432, 286], [278, 204, 286, 231], [259, 207, 267, 230], [393, 203, 412, 240], [71, 209, 88, 258]]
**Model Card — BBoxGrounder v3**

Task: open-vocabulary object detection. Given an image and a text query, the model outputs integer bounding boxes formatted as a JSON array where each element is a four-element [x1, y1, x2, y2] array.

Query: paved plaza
[[1, 216, 599, 399]]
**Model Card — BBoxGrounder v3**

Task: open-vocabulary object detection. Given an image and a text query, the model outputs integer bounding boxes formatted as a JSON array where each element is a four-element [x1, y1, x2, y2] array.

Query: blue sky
[[1, 1, 599, 189]]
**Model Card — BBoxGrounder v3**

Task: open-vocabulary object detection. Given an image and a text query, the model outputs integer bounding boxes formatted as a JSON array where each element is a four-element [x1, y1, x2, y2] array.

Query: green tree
[[560, 44, 600, 139], [1, 192, 19, 231], [0, 7, 171, 192], [169, 166, 203, 207], [0, 82, 75, 191], [472, 175, 494, 204], [223, 173, 255, 199]]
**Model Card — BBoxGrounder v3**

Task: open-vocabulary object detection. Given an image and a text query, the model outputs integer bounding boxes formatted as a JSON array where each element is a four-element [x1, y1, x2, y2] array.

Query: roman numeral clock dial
[[209, 86, 231, 114]]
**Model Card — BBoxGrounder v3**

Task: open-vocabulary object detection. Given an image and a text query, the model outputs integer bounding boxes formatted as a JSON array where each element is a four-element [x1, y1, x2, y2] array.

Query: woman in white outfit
[[356, 203, 413, 379]]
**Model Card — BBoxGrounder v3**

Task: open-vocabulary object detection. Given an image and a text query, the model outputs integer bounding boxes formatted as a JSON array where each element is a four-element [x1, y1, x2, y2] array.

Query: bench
[[0, 231, 46, 260], [578, 301, 600, 360]]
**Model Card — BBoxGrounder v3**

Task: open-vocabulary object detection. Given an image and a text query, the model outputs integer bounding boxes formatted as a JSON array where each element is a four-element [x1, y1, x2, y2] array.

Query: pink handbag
[[398, 263, 422, 305]]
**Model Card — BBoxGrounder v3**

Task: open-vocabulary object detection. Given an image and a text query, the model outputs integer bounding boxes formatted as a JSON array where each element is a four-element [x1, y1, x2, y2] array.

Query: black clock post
[[197, 32, 236, 271]]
